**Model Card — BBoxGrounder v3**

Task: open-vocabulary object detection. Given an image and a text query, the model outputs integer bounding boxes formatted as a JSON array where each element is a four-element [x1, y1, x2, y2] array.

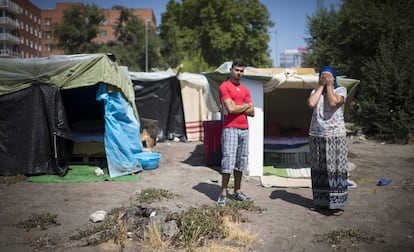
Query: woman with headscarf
[[307, 66, 348, 216]]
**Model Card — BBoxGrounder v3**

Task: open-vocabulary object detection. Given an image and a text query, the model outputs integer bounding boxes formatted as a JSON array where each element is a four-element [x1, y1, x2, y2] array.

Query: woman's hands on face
[[320, 72, 334, 87]]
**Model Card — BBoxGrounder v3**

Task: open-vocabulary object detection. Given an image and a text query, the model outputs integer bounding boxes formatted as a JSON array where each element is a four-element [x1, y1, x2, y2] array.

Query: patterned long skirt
[[309, 135, 348, 209]]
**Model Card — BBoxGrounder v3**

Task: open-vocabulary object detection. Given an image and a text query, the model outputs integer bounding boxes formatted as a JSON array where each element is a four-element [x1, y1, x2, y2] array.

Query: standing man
[[216, 60, 255, 207]]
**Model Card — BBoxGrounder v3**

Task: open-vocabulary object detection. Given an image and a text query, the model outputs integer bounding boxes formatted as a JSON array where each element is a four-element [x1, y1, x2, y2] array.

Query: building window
[[45, 44, 52, 52], [99, 18, 107, 25], [30, 27, 33, 34], [45, 18, 51, 27], [25, 24, 28, 32], [44, 31, 52, 39], [100, 30, 107, 39], [20, 22, 24, 29]]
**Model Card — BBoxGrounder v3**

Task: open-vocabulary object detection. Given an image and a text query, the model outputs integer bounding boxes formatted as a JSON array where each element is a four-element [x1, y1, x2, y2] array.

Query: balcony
[[0, 48, 19, 57], [0, 16, 19, 29], [0, 32, 20, 44], [0, 0, 20, 14]]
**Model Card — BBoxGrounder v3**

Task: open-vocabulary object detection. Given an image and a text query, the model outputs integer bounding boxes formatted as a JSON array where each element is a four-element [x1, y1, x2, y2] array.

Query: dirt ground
[[0, 137, 413, 252]]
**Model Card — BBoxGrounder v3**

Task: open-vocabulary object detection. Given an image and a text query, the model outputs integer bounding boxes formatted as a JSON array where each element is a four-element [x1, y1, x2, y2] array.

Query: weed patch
[[226, 199, 266, 213], [135, 188, 179, 203], [69, 207, 126, 247], [28, 234, 59, 249], [314, 228, 384, 247], [67, 188, 264, 251], [15, 213, 60, 231], [0, 174, 26, 184], [172, 204, 227, 248]]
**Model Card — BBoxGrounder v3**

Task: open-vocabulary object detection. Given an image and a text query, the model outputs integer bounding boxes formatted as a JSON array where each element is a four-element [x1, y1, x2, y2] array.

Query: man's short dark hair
[[231, 60, 246, 68]]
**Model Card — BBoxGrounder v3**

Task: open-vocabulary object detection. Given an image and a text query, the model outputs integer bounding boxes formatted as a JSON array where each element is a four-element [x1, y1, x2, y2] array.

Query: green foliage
[[159, 0, 274, 69], [101, 8, 164, 71], [15, 213, 60, 231], [173, 205, 227, 247], [303, 1, 340, 69], [357, 36, 414, 143], [180, 50, 214, 73], [135, 188, 179, 204], [304, 0, 414, 142], [53, 4, 104, 54]]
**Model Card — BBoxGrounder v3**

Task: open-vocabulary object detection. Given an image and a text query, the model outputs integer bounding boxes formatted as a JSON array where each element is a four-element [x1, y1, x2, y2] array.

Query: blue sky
[[30, 0, 342, 67]]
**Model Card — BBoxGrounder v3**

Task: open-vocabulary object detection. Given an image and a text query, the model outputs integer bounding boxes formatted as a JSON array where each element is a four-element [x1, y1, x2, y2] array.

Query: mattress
[[264, 136, 309, 152]]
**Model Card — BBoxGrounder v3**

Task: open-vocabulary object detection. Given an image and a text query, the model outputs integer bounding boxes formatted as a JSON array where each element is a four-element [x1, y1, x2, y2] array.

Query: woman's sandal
[[309, 206, 320, 211], [310, 206, 327, 212], [332, 209, 344, 216]]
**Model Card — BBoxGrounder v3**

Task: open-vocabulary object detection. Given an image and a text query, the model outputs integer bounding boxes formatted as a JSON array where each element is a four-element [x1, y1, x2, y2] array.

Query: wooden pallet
[[70, 142, 106, 167]]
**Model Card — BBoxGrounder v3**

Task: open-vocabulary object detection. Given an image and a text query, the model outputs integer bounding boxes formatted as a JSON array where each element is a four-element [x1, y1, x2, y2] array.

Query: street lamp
[[145, 19, 149, 72]]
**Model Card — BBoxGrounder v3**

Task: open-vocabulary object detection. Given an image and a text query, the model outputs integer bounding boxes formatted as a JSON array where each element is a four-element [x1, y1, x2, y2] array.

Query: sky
[[30, 0, 342, 67]]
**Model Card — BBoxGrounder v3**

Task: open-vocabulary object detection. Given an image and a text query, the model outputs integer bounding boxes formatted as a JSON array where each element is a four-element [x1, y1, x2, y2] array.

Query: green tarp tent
[[0, 53, 143, 177]]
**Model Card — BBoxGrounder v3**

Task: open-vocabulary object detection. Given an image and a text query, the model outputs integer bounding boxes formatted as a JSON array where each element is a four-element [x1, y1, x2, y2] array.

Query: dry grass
[[141, 221, 171, 250], [140, 205, 257, 251], [68, 188, 261, 251], [195, 243, 244, 252], [222, 216, 256, 246]]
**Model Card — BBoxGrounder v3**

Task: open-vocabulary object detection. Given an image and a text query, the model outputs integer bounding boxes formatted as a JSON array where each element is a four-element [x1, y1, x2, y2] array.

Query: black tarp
[[0, 84, 73, 176], [132, 76, 186, 142]]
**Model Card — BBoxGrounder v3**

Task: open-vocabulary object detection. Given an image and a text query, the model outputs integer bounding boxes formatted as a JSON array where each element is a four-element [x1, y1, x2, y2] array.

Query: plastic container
[[203, 120, 222, 166], [137, 152, 161, 170]]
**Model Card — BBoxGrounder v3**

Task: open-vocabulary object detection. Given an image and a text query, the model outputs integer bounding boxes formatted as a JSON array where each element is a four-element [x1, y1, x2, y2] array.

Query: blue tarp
[[96, 84, 143, 177]]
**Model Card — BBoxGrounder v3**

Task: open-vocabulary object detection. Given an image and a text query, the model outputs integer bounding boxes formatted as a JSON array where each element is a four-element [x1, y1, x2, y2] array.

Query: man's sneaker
[[233, 192, 251, 202], [216, 195, 226, 207]]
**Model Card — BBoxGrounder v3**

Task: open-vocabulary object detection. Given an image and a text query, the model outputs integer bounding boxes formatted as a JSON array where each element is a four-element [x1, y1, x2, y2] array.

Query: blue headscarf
[[319, 66, 339, 89]]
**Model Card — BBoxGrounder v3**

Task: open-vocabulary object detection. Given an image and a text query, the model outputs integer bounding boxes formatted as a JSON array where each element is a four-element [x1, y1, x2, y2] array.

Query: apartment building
[[279, 47, 307, 68], [0, 0, 40, 58], [0, 0, 156, 58]]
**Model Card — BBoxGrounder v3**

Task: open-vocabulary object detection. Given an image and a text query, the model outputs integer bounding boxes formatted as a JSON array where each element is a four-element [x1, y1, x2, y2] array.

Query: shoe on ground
[[216, 194, 226, 207], [233, 192, 251, 202]]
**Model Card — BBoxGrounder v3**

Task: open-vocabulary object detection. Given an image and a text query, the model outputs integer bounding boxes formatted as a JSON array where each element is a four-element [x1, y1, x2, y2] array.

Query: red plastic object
[[203, 120, 222, 165]]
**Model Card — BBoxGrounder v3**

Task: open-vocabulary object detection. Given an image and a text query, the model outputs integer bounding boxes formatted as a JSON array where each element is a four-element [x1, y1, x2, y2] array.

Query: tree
[[103, 7, 163, 71], [303, 1, 340, 70], [53, 4, 104, 54], [159, 0, 274, 70], [303, 0, 414, 142], [358, 36, 414, 142]]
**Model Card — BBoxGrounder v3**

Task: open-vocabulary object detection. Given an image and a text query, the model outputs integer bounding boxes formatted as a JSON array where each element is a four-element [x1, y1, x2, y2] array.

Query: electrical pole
[[145, 20, 149, 72]]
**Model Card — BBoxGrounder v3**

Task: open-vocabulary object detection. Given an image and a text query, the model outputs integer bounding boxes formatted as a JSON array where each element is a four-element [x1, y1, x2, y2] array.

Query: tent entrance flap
[[132, 76, 187, 142], [96, 84, 144, 178]]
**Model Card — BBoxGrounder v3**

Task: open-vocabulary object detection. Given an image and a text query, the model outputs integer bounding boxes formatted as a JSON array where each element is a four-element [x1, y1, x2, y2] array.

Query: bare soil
[[0, 137, 413, 251]]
